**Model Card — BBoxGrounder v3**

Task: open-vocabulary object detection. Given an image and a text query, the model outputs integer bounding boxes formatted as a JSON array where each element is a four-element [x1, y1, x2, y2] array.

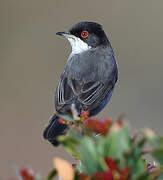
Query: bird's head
[[56, 21, 109, 55]]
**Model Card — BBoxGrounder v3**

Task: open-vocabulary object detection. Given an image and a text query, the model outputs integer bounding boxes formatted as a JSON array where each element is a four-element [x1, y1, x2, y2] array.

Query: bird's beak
[[56, 32, 72, 38]]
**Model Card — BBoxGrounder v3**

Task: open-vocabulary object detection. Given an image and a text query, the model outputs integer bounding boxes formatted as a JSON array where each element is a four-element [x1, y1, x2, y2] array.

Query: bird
[[43, 21, 118, 146]]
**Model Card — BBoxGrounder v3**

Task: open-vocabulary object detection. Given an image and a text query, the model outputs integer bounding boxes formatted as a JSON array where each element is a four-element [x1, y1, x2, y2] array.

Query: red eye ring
[[81, 30, 89, 38]]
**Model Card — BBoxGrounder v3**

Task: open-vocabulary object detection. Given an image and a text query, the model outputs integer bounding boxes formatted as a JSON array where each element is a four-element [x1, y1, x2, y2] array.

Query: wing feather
[[55, 51, 118, 113]]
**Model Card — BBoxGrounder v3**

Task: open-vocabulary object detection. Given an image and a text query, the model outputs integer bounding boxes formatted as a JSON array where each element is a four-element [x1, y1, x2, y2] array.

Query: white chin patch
[[67, 36, 91, 55]]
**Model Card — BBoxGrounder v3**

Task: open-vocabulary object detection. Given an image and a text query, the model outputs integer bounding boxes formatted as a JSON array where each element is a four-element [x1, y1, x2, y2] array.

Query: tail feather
[[43, 114, 68, 146]]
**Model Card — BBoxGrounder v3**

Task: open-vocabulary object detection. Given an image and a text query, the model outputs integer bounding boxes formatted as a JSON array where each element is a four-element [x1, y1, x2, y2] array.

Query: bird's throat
[[67, 36, 91, 55]]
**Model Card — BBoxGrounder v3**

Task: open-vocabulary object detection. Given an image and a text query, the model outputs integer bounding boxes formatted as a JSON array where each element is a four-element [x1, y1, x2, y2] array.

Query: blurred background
[[0, 0, 163, 178]]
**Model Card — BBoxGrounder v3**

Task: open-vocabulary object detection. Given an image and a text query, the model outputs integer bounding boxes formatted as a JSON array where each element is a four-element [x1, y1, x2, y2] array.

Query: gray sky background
[[0, 0, 163, 178]]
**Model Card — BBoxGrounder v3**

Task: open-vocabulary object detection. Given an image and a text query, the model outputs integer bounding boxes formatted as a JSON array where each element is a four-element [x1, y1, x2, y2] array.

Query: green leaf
[[157, 172, 163, 180], [79, 137, 105, 175], [104, 126, 130, 167], [137, 138, 146, 148], [96, 136, 106, 157], [46, 169, 57, 180], [127, 145, 147, 180], [152, 136, 163, 165], [57, 135, 80, 158], [152, 148, 163, 165], [69, 130, 83, 142], [136, 173, 150, 180]]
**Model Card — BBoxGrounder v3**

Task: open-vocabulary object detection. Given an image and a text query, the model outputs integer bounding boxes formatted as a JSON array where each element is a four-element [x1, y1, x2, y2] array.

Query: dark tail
[[43, 114, 68, 146]]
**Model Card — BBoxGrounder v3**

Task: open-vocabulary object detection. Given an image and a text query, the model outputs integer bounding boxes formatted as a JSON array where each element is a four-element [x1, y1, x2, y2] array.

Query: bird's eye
[[81, 30, 89, 38]]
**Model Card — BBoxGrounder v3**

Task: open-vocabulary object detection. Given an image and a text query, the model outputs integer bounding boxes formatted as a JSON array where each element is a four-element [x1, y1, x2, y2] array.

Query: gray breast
[[65, 46, 115, 83]]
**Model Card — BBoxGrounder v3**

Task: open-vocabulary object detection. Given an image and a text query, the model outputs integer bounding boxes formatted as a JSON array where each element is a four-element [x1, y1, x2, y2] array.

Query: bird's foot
[[79, 110, 89, 121], [58, 110, 89, 125]]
